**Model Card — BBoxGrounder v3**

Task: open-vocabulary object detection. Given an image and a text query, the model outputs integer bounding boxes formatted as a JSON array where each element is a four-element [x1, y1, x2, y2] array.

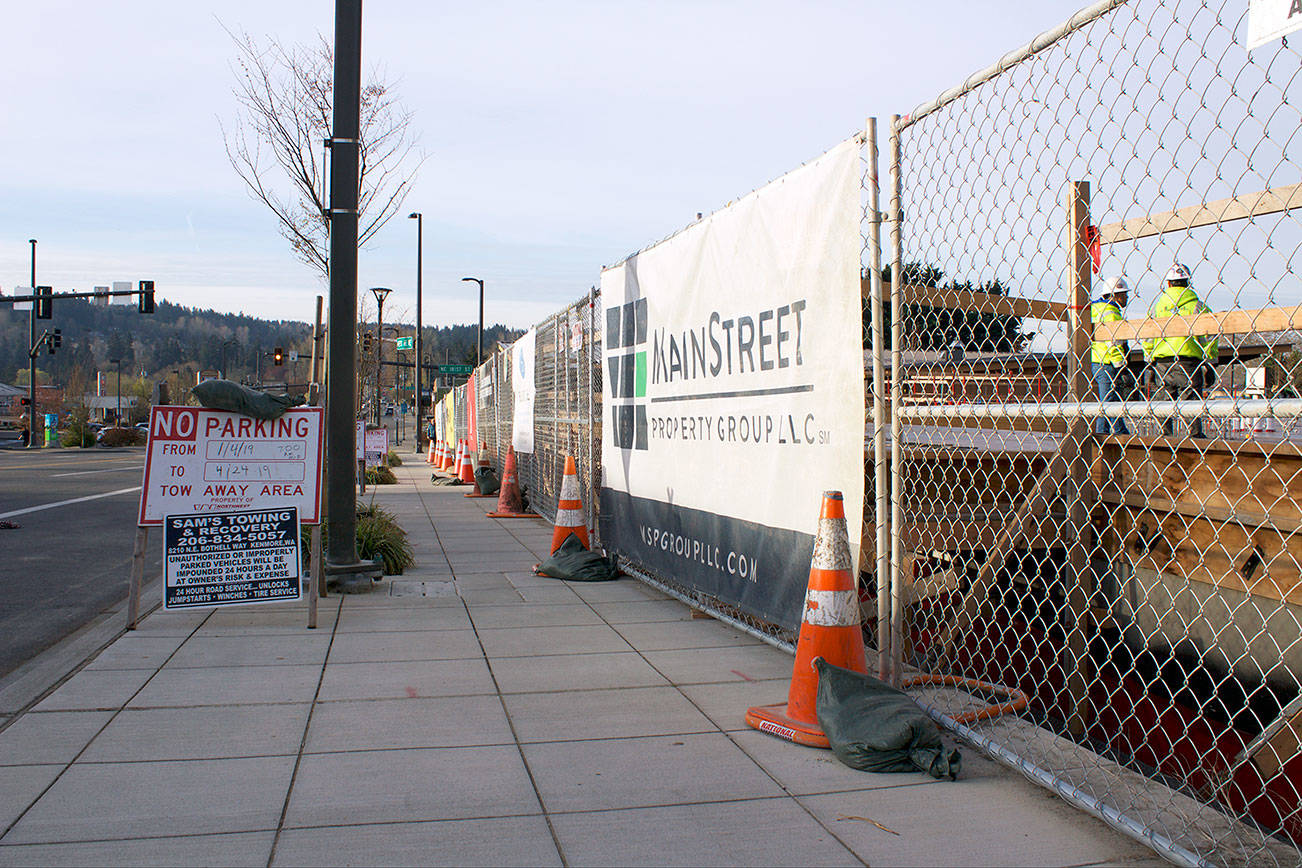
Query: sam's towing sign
[[138, 406, 324, 525], [163, 508, 301, 609]]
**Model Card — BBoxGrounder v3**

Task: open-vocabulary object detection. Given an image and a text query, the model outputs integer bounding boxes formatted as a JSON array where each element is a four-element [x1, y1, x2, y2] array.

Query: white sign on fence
[[163, 507, 302, 609], [1247, 0, 1302, 50], [138, 406, 324, 525], [512, 328, 536, 454]]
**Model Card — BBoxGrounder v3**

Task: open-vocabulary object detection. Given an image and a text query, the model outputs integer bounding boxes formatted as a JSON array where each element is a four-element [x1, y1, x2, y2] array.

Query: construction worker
[[1144, 264, 1218, 438], [1091, 275, 1132, 435]]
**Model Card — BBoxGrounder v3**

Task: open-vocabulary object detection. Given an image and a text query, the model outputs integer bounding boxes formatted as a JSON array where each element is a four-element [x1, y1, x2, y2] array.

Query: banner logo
[[606, 297, 648, 451]]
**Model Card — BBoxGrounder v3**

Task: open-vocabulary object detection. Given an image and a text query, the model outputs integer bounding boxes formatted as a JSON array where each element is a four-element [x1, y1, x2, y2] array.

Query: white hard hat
[[1165, 263, 1191, 283], [1101, 275, 1129, 296]]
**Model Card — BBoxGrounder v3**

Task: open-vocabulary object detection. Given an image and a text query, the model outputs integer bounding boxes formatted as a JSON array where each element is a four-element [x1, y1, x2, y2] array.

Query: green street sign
[[437, 364, 473, 375], [395, 336, 414, 350]]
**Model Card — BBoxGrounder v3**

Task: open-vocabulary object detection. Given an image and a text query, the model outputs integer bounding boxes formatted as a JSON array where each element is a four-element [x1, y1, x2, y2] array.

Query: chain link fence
[[879, 1, 1302, 863], [470, 291, 601, 531]]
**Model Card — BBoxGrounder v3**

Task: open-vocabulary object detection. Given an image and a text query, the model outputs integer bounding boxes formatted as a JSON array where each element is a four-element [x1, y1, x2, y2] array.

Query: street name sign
[[438, 364, 473, 375], [163, 507, 302, 609], [395, 336, 414, 350], [139, 406, 324, 525]]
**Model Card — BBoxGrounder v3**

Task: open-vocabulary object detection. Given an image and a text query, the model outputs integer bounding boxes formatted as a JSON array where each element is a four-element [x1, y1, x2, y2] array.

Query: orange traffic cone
[[442, 441, 455, 472], [745, 491, 868, 748], [547, 456, 589, 554], [457, 440, 476, 484], [447, 440, 463, 475], [426, 439, 437, 464], [486, 448, 534, 518]]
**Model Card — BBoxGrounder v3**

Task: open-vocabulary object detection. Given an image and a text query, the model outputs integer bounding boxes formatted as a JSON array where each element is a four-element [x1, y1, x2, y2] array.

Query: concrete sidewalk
[[0, 461, 1158, 867]]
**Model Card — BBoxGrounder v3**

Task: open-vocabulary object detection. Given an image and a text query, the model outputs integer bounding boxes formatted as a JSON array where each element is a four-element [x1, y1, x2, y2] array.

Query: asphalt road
[[0, 445, 158, 677]]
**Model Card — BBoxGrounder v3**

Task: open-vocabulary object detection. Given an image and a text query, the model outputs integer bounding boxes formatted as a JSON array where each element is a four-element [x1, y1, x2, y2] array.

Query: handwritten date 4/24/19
[[205, 462, 306, 482]]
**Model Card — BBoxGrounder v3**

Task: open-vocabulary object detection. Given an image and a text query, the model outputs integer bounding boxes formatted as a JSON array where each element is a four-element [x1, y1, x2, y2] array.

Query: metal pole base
[[324, 558, 384, 594]]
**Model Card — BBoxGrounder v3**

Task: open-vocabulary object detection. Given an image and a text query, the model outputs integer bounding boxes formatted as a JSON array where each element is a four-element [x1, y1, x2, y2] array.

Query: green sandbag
[[534, 534, 619, 581], [813, 657, 960, 779], [192, 379, 304, 420], [474, 465, 500, 496]]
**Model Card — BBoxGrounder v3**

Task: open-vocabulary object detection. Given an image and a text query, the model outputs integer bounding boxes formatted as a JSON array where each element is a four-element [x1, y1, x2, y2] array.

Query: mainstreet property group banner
[[599, 137, 864, 630]]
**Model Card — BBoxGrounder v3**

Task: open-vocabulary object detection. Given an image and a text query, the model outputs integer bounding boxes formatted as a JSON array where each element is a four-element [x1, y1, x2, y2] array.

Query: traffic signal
[[273, 346, 284, 365], [138, 280, 155, 314], [19, 397, 30, 407], [362, 332, 374, 354], [35, 285, 52, 319], [52, 328, 61, 350]]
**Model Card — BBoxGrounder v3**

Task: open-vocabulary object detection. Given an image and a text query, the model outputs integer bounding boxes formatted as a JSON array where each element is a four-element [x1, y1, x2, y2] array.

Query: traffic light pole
[[2, 281, 153, 448]]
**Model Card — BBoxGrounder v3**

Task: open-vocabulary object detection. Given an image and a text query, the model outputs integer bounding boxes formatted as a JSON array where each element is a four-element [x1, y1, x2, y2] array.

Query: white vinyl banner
[[1247, 0, 1302, 50], [599, 137, 864, 629], [511, 328, 537, 454]]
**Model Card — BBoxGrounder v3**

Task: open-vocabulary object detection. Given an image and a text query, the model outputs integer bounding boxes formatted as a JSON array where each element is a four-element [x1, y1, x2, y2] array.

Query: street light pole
[[27, 239, 36, 449], [369, 286, 391, 427], [462, 277, 484, 369], [408, 212, 423, 453]]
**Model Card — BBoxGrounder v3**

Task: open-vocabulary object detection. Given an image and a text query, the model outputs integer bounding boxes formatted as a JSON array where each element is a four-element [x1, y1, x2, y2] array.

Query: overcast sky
[[1, 1, 1095, 329]]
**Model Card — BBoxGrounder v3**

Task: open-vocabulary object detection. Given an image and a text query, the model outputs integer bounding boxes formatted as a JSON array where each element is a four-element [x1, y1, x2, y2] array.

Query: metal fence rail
[[884, 1, 1302, 863]]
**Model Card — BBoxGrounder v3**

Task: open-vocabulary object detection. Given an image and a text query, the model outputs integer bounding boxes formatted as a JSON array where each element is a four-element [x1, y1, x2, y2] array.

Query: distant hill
[[0, 298, 522, 392]]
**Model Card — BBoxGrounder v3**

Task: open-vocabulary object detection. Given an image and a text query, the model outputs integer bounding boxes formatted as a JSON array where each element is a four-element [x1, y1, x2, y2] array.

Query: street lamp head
[[462, 277, 482, 286], [28, 239, 36, 245], [408, 212, 420, 219], [369, 286, 392, 304]]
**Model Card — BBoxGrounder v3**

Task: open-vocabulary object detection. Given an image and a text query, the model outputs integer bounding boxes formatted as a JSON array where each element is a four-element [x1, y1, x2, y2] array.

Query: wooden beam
[[862, 279, 1069, 322], [1094, 304, 1302, 342], [1098, 487, 1302, 535], [1097, 183, 1302, 244]]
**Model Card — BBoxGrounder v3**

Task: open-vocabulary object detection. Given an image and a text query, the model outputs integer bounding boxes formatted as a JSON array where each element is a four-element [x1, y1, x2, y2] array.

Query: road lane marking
[[0, 487, 141, 519], [51, 466, 143, 478]]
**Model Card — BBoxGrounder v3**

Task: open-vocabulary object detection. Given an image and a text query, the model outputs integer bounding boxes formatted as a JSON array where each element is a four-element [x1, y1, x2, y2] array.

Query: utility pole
[[409, 211, 423, 453], [27, 239, 36, 448], [323, 0, 375, 593]]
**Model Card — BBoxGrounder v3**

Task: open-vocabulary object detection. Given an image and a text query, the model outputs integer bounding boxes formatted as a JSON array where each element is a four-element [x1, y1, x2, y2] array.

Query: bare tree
[[221, 27, 422, 281]]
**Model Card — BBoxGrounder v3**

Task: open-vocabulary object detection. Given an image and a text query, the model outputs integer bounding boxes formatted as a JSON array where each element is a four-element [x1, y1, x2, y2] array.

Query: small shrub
[[61, 423, 96, 448], [356, 513, 414, 574], [301, 499, 414, 575], [98, 426, 145, 447], [365, 465, 397, 485], [385, 450, 402, 467]]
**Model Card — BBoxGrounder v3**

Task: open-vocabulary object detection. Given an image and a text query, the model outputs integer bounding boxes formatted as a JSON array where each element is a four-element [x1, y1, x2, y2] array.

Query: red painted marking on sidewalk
[[730, 670, 755, 682], [405, 686, 418, 698]]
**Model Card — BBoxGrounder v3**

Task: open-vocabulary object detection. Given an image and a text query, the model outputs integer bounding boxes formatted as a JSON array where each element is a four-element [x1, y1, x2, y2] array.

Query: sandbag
[[474, 465, 500, 496], [813, 657, 960, 779], [534, 534, 619, 581], [192, 379, 304, 420], [430, 473, 465, 486]]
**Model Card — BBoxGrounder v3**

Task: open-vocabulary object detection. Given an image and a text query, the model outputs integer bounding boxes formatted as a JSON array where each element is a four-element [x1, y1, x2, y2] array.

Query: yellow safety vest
[[1144, 285, 1218, 361], [1090, 300, 1127, 366]]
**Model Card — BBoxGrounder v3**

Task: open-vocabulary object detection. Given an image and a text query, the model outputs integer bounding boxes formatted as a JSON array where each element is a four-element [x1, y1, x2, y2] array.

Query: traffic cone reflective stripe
[[426, 440, 437, 464], [487, 448, 534, 518], [746, 491, 867, 748], [548, 455, 589, 554], [457, 440, 476, 484]]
